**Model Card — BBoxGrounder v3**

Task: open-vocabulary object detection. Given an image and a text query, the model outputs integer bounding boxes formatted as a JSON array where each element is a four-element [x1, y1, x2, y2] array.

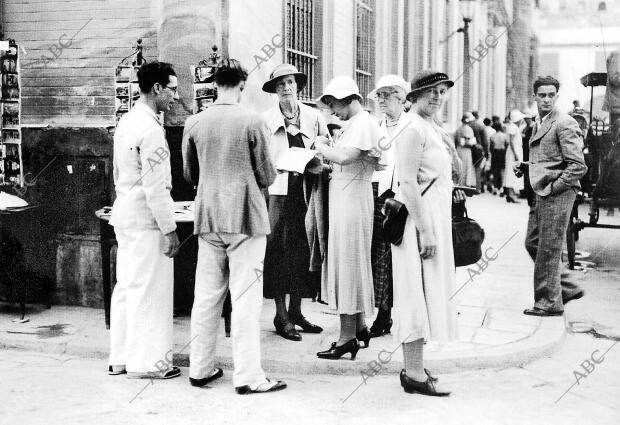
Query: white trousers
[[190, 233, 267, 388], [109, 227, 174, 373]]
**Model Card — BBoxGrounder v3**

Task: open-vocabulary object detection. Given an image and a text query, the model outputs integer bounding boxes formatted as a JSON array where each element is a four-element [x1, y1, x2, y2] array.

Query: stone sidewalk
[[0, 193, 571, 375]]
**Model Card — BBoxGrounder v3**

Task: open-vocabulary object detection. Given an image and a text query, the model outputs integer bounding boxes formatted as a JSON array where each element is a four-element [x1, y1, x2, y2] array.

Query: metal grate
[[355, 0, 375, 104], [285, 0, 318, 101]]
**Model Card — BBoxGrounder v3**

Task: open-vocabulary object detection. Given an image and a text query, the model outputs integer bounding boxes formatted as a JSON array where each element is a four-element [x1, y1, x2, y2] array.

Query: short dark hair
[[213, 58, 248, 87], [483, 117, 491, 126], [137, 61, 176, 93], [492, 122, 504, 132], [321, 94, 361, 106], [533, 75, 560, 94], [471, 110, 479, 119]]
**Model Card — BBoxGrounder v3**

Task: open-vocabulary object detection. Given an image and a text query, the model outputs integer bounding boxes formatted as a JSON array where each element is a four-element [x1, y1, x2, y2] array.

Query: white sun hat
[[367, 74, 411, 99], [316, 76, 362, 109], [509, 109, 525, 123]]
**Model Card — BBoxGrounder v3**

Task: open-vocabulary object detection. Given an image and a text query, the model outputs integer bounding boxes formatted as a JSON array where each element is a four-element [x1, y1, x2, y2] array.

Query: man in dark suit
[[514, 76, 587, 317]]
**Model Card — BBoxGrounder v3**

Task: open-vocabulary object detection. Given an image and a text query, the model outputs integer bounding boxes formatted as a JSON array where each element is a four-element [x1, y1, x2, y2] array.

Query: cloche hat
[[368, 74, 411, 99], [262, 63, 308, 93], [315, 76, 363, 109]]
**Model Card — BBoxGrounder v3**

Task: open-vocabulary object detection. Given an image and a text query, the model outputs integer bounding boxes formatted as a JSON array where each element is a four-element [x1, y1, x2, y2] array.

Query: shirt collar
[[133, 101, 161, 126], [266, 102, 316, 138]]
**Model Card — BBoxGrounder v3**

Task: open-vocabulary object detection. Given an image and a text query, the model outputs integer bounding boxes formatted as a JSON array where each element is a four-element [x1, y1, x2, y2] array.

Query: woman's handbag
[[452, 204, 485, 267], [382, 173, 437, 246]]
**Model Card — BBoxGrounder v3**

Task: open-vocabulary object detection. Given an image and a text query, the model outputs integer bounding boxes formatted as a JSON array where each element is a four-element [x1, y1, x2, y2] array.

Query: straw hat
[[367, 74, 410, 99], [262, 63, 308, 93], [315, 76, 362, 108]]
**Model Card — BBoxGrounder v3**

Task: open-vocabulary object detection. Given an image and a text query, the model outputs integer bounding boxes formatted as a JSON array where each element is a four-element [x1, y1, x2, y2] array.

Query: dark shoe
[[523, 307, 563, 317], [189, 368, 223, 387], [108, 365, 126, 376], [235, 379, 287, 395], [273, 317, 302, 341], [506, 196, 518, 203], [400, 370, 450, 397], [370, 318, 393, 338], [290, 313, 323, 333], [316, 339, 359, 360], [356, 327, 371, 348], [562, 290, 584, 305]]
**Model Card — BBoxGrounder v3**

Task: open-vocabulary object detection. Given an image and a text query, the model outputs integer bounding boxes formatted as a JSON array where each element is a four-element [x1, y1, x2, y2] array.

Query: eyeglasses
[[375, 91, 398, 100]]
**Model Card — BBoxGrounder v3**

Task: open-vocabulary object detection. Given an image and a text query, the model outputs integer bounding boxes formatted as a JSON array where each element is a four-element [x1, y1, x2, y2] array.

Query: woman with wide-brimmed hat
[[365, 74, 411, 339], [313, 76, 384, 360], [391, 70, 458, 396], [261, 63, 329, 341]]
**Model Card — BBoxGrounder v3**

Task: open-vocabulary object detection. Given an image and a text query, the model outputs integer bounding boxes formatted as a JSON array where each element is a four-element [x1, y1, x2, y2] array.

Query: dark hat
[[408, 70, 454, 97], [262, 63, 308, 93]]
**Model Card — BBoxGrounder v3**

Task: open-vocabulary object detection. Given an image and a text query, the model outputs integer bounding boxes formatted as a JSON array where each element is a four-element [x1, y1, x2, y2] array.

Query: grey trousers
[[525, 188, 581, 311]]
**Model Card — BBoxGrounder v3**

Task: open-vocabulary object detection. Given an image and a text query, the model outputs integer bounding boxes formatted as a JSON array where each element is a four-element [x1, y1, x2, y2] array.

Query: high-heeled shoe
[[273, 316, 302, 341], [399, 370, 450, 397], [356, 327, 371, 348], [316, 338, 359, 360]]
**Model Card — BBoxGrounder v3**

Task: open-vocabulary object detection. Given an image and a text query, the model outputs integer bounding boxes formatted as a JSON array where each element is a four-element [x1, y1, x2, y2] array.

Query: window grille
[[285, 0, 318, 101], [355, 0, 375, 104]]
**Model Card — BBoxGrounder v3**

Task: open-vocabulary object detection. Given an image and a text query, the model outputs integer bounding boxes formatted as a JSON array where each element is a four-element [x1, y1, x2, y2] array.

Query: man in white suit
[[108, 61, 181, 379]]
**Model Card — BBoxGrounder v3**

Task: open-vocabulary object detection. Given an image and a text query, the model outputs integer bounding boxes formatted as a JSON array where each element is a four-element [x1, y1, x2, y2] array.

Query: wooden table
[[95, 202, 195, 329]]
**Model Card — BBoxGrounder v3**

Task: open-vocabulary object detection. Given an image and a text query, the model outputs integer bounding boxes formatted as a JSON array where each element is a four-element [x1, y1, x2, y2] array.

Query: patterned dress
[[321, 111, 383, 315]]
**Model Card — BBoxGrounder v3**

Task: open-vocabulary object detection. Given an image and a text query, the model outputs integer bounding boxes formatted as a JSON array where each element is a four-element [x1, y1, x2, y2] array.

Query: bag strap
[[391, 167, 437, 197], [421, 177, 438, 196]]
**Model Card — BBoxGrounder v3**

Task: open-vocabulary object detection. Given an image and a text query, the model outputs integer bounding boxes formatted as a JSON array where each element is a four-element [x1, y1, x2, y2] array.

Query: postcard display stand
[[114, 66, 140, 124], [191, 65, 217, 114], [0, 41, 23, 188]]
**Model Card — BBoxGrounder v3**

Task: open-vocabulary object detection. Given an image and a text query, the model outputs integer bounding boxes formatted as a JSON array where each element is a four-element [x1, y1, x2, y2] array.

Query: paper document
[[276, 147, 320, 173]]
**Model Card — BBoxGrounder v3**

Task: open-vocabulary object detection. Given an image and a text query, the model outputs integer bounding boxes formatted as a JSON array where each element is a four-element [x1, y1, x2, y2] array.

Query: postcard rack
[[0, 39, 23, 188]]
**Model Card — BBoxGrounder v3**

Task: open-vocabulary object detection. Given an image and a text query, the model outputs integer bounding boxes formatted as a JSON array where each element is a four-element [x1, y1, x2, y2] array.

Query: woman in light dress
[[313, 76, 384, 360], [392, 70, 457, 396], [503, 110, 525, 203]]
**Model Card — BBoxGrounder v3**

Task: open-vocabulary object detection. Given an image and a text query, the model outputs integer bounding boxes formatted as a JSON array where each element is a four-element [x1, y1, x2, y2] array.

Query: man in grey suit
[[515, 76, 587, 317], [182, 59, 286, 394]]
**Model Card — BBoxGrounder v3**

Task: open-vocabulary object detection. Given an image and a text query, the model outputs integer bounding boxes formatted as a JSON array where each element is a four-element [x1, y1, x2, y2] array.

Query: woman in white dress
[[503, 110, 525, 203], [392, 70, 457, 396], [313, 76, 383, 360]]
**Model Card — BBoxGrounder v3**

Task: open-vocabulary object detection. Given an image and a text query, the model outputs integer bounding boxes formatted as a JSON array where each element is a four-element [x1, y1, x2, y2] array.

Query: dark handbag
[[452, 205, 485, 267], [382, 172, 437, 246]]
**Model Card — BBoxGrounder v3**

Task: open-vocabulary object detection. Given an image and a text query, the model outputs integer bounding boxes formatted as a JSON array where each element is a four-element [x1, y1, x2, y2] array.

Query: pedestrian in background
[[314, 76, 383, 360], [182, 59, 286, 394], [261, 64, 327, 342], [108, 61, 181, 379], [470, 110, 489, 192], [503, 110, 524, 203], [489, 122, 507, 195], [454, 112, 477, 187]]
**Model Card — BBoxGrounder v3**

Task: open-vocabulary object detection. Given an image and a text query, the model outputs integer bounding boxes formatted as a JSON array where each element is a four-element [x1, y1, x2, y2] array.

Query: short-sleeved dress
[[503, 122, 524, 191], [321, 111, 383, 316], [392, 112, 457, 343]]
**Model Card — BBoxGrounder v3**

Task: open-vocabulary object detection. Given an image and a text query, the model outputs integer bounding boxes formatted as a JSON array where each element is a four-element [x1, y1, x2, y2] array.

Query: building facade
[[0, 0, 525, 307]]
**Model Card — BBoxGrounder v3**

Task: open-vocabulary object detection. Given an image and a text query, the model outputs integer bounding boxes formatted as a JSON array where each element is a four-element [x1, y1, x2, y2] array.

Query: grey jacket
[[182, 103, 277, 236], [528, 108, 587, 197]]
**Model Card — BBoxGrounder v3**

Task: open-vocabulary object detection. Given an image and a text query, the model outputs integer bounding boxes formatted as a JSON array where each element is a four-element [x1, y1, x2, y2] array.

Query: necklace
[[281, 104, 299, 120], [385, 114, 401, 128]]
